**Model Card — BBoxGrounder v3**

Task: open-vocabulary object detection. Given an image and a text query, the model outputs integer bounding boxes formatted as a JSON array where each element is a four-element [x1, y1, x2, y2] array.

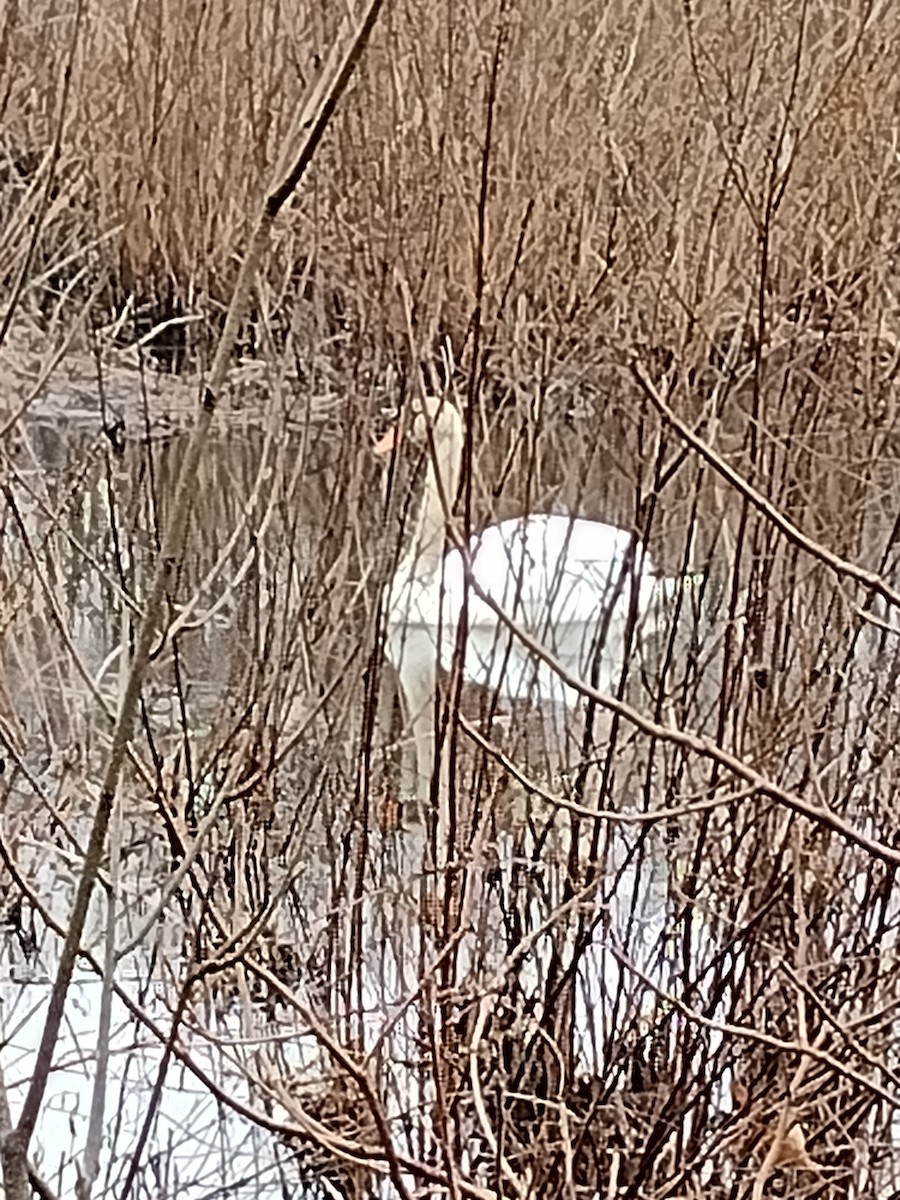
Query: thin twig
[[632, 359, 900, 611]]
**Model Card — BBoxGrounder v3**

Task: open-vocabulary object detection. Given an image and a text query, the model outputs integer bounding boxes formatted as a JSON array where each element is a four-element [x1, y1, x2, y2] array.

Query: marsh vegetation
[[2, 2, 900, 1197]]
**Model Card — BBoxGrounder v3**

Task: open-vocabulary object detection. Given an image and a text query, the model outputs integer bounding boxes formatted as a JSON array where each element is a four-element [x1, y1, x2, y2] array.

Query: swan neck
[[403, 413, 463, 580]]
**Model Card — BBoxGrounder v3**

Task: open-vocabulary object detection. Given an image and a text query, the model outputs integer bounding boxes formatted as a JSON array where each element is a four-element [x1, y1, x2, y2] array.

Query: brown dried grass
[[2, 0, 897, 360]]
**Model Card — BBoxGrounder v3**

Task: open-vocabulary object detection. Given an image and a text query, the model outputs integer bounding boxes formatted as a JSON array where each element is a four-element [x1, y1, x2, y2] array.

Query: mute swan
[[376, 395, 676, 798]]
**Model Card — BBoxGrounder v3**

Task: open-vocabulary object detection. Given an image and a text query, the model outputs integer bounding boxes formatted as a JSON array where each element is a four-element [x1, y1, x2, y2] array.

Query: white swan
[[376, 395, 681, 799], [375, 397, 698, 1132]]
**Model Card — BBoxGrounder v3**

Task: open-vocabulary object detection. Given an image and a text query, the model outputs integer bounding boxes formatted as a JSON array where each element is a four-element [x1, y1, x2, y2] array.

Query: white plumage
[[378, 396, 673, 795], [387, 512, 663, 707]]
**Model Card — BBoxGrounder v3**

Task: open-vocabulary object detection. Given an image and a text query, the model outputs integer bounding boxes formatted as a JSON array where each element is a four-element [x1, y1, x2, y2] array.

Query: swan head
[[374, 394, 463, 457]]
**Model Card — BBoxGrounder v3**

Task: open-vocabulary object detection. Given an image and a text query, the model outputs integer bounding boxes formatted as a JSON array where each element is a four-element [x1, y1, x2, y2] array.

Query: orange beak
[[373, 424, 403, 456]]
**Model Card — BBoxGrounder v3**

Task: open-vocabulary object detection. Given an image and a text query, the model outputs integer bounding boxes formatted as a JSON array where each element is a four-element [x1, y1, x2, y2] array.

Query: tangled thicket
[[1, 2, 900, 1198]]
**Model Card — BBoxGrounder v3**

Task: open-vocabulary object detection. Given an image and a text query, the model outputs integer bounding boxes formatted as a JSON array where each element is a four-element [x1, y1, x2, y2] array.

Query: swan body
[[385, 512, 663, 710], [378, 396, 676, 796]]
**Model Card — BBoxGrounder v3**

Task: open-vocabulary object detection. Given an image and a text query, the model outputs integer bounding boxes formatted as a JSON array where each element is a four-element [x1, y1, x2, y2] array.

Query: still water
[[2, 393, 899, 1197]]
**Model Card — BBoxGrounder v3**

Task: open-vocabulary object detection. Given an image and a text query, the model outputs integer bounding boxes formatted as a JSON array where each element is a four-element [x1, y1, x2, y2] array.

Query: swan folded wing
[[436, 515, 659, 699], [462, 516, 651, 623]]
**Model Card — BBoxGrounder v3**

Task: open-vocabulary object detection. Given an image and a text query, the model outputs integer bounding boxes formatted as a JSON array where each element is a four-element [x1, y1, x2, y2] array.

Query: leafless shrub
[[2, 1, 900, 1198]]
